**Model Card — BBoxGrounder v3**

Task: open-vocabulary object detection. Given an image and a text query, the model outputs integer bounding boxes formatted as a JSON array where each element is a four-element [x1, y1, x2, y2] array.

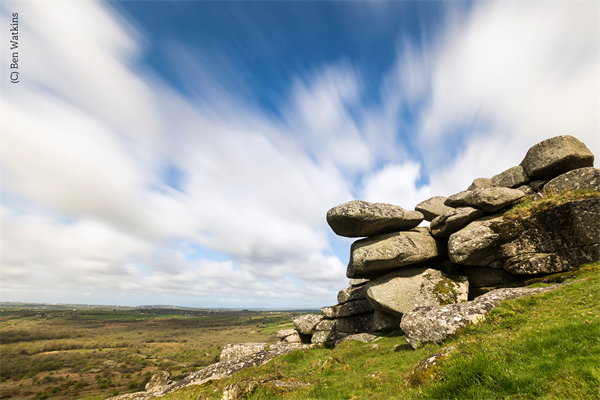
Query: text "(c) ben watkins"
[[10, 12, 19, 84]]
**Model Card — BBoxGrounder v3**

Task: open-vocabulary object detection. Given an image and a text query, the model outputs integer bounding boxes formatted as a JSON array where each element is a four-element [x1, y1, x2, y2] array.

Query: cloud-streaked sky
[[2, 1, 598, 308]]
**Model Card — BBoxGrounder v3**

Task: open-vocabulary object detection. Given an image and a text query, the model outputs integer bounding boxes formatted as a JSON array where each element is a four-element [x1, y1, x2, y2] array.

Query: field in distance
[[0, 305, 315, 400]]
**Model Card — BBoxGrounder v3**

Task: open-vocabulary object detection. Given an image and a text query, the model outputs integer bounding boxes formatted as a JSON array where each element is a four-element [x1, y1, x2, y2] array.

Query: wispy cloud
[[2, 1, 597, 308]]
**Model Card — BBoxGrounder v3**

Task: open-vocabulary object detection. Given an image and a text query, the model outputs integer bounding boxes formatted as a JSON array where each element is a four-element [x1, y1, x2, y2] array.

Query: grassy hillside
[[157, 261, 600, 400]]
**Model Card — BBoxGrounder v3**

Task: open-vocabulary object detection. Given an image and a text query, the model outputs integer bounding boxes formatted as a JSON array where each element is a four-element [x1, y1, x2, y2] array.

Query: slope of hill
[[145, 261, 599, 400]]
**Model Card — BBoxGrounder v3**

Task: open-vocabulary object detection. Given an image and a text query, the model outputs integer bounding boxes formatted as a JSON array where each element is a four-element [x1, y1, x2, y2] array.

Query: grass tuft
[[503, 189, 599, 220]]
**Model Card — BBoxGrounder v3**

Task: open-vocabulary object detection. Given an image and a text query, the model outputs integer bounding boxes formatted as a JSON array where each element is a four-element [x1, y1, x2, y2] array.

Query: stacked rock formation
[[279, 135, 599, 348]]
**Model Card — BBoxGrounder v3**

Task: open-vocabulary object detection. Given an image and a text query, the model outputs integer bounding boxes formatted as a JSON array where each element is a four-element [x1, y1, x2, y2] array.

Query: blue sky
[[2, 1, 598, 309]]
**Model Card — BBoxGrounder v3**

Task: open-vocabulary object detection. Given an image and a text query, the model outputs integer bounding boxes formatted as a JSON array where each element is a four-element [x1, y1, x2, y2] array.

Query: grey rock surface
[[365, 267, 468, 317], [492, 198, 600, 275], [283, 333, 302, 343], [220, 343, 268, 363], [400, 282, 573, 349], [321, 299, 374, 318], [544, 167, 600, 193], [415, 196, 455, 222], [430, 207, 485, 238], [447, 215, 504, 266], [445, 187, 525, 212], [468, 177, 493, 190], [314, 313, 375, 334], [520, 135, 594, 180], [347, 228, 445, 278], [337, 284, 368, 304], [327, 200, 423, 238], [293, 314, 324, 335], [372, 310, 402, 332], [464, 266, 518, 288], [491, 166, 530, 188]]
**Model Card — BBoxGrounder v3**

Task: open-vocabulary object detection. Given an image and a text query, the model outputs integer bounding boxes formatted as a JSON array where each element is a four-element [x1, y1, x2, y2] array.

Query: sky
[[1, 0, 598, 309]]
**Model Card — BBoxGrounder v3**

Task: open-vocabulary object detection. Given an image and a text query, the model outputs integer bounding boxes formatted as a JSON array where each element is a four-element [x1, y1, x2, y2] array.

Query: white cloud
[[2, 1, 598, 308]]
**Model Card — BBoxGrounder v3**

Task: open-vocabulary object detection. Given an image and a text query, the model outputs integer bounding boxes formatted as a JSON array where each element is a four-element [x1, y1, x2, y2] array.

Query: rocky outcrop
[[400, 282, 574, 349], [445, 187, 525, 212], [544, 167, 600, 193], [145, 370, 171, 393], [365, 268, 468, 317], [415, 196, 455, 221], [326, 201, 423, 237], [520, 135, 594, 180], [430, 207, 484, 237], [320, 135, 598, 350], [347, 228, 445, 278]]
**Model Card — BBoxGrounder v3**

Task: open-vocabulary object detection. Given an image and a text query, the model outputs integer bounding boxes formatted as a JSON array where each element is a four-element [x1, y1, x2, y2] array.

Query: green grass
[[157, 262, 600, 400], [503, 189, 599, 220]]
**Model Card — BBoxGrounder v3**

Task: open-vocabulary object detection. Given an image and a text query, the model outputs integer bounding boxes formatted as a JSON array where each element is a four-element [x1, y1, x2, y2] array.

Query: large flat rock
[[520, 135, 594, 180], [445, 187, 525, 213], [293, 314, 324, 335], [347, 228, 445, 278], [366, 267, 468, 317], [327, 200, 423, 238]]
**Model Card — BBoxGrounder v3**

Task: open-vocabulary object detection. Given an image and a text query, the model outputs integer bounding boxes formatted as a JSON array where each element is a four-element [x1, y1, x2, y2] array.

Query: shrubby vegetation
[[0, 307, 301, 399]]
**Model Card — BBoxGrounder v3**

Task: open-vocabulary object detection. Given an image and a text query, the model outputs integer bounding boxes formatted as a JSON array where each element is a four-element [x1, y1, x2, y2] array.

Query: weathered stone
[[349, 278, 370, 286], [468, 178, 493, 190], [430, 207, 484, 238], [544, 167, 600, 193], [276, 329, 297, 339], [445, 187, 525, 213], [337, 285, 368, 304], [365, 267, 468, 318], [220, 343, 268, 363], [347, 228, 445, 278], [372, 310, 401, 332], [315, 318, 336, 332], [327, 200, 424, 238], [293, 314, 324, 335], [464, 266, 518, 288], [334, 333, 377, 346], [520, 135, 595, 180], [447, 215, 504, 266], [222, 378, 310, 400], [311, 330, 347, 345], [400, 282, 573, 349], [491, 166, 530, 188], [321, 299, 374, 318], [430, 260, 465, 276], [283, 333, 302, 343], [529, 179, 550, 192], [145, 370, 171, 392], [492, 198, 600, 274], [415, 196, 454, 222], [334, 313, 374, 333]]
